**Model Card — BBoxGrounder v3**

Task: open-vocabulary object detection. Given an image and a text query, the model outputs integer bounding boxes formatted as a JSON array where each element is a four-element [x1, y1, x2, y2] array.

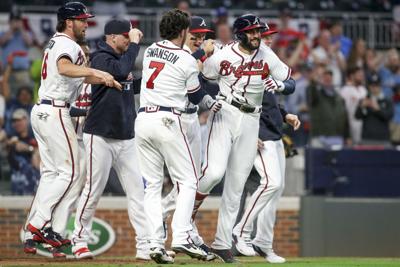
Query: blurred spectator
[[364, 48, 382, 80], [274, 8, 309, 69], [347, 39, 366, 70], [378, 48, 400, 98], [308, 68, 349, 147], [176, 0, 191, 15], [310, 29, 346, 88], [0, 8, 33, 93], [215, 22, 233, 47], [355, 74, 394, 145], [286, 63, 312, 146], [340, 67, 367, 144], [329, 20, 352, 59], [212, 6, 229, 25], [391, 84, 400, 145], [4, 86, 33, 136], [6, 108, 39, 195], [0, 80, 5, 129]]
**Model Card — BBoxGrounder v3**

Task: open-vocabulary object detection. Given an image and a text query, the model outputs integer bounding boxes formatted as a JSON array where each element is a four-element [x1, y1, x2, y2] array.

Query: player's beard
[[244, 36, 261, 51], [73, 23, 86, 43]]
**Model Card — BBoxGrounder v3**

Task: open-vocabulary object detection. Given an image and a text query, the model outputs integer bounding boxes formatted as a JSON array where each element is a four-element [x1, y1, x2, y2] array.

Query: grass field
[[1, 256, 399, 267]]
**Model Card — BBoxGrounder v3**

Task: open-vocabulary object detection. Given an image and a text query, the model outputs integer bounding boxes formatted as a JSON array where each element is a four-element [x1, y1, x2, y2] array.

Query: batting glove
[[264, 76, 285, 93]]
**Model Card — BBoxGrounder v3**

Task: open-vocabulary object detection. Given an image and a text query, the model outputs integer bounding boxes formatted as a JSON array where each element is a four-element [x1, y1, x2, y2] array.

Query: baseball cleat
[[172, 243, 207, 260], [166, 250, 176, 258], [210, 248, 238, 263], [253, 244, 286, 263], [232, 233, 256, 256], [33, 230, 71, 247], [135, 249, 151, 261], [27, 224, 62, 248], [198, 243, 216, 261], [72, 247, 94, 259], [23, 239, 37, 254], [149, 247, 174, 264], [48, 246, 67, 258]]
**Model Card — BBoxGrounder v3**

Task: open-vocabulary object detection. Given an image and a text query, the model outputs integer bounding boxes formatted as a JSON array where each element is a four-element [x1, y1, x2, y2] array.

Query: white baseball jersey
[[202, 42, 291, 106], [38, 32, 85, 103], [72, 83, 92, 140], [140, 40, 200, 110]]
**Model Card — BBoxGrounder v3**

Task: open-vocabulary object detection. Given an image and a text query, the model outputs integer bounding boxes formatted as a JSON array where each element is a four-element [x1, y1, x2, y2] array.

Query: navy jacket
[[84, 41, 140, 140], [259, 79, 295, 141]]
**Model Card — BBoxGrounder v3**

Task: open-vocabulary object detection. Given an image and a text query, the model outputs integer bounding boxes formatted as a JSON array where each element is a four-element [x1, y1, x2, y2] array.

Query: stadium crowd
[[0, 2, 399, 195]]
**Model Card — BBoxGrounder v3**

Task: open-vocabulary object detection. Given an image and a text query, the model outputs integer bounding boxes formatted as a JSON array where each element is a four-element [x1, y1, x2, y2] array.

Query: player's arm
[[187, 71, 221, 112], [57, 57, 122, 90], [265, 76, 296, 95], [264, 48, 295, 95], [101, 29, 142, 80]]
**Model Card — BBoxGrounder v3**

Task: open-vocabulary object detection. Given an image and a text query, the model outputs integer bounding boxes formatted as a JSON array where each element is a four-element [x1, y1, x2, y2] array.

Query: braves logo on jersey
[[219, 59, 269, 79]]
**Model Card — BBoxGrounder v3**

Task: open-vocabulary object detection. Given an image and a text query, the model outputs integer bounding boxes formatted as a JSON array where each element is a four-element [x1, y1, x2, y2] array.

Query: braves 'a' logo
[[200, 19, 207, 27], [37, 112, 50, 121], [219, 60, 269, 79]]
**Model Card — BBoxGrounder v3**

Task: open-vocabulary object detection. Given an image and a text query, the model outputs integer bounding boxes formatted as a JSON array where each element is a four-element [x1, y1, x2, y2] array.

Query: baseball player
[[191, 14, 295, 263], [232, 24, 300, 264], [160, 15, 218, 260], [136, 9, 221, 264], [71, 19, 149, 260], [23, 41, 92, 258], [26, 1, 121, 250]]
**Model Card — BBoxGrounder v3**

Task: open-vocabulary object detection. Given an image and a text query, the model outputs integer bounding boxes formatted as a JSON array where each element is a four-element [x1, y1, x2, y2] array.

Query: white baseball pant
[[135, 110, 198, 248], [29, 103, 80, 230], [24, 140, 86, 240], [233, 139, 285, 249], [161, 112, 204, 245], [198, 102, 259, 249], [72, 134, 149, 251]]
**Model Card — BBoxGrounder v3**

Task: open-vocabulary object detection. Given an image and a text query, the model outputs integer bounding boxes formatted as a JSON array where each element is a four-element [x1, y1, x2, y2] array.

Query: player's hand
[[129, 28, 143, 44], [264, 76, 284, 93], [257, 139, 264, 150], [203, 39, 215, 57], [94, 70, 122, 90], [210, 100, 222, 113], [285, 114, 301, 130]]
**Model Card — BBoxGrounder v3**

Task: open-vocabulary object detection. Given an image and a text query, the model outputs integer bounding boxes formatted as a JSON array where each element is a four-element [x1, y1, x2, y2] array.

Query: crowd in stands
[[0, 2, 399, 195]]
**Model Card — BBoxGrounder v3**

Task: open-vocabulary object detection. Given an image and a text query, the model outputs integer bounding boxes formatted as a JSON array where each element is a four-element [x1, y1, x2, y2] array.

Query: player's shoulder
[[48, 33, 80, 52]]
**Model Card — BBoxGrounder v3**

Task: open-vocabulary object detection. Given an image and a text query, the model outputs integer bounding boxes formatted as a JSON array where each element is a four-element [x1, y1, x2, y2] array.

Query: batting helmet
[[57, 2, 94, 21]]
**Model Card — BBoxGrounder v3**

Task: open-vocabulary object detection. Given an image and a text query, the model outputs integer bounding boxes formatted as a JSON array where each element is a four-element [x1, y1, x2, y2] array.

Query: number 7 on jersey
[[146, 61, 165, 89]]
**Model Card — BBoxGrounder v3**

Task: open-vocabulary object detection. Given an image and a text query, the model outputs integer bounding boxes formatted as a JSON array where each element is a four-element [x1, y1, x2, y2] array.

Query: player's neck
[[169, 38, 184, 48], [62, 29, 77, 41], [238, 44, 253, 55]]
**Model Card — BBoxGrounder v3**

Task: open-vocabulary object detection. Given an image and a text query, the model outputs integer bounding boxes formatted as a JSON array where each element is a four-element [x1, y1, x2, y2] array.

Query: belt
[[138, 106, 181, 115], [217, 93, 261, 114], [183, 106, 198, 114], [39, 99, 70, 108]]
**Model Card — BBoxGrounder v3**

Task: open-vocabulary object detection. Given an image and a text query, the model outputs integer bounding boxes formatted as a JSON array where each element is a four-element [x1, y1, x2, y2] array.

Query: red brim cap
[[122, 32, 130, 37], [239, 24, 265, 32], [73, 13, 95, 19], [261, 30, 278, 37], [190, 29, 214, 33]]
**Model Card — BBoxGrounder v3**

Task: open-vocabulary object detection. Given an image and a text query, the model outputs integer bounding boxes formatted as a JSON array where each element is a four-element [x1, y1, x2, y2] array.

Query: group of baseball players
[[22, 1, 300, 264]]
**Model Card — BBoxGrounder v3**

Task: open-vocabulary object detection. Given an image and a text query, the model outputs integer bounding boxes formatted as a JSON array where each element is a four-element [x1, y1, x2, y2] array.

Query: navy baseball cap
[[260, 22, 278, 37], [104, 19, 131, 36], [190, 16, 214, 33]]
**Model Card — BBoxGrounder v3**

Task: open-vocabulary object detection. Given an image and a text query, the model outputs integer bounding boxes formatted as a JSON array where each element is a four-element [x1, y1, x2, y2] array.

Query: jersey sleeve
[[266, 47, 291, 81], [202, 51, 220, 80], [53, 38, 82, 64], [185, 56, 201, 94]]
